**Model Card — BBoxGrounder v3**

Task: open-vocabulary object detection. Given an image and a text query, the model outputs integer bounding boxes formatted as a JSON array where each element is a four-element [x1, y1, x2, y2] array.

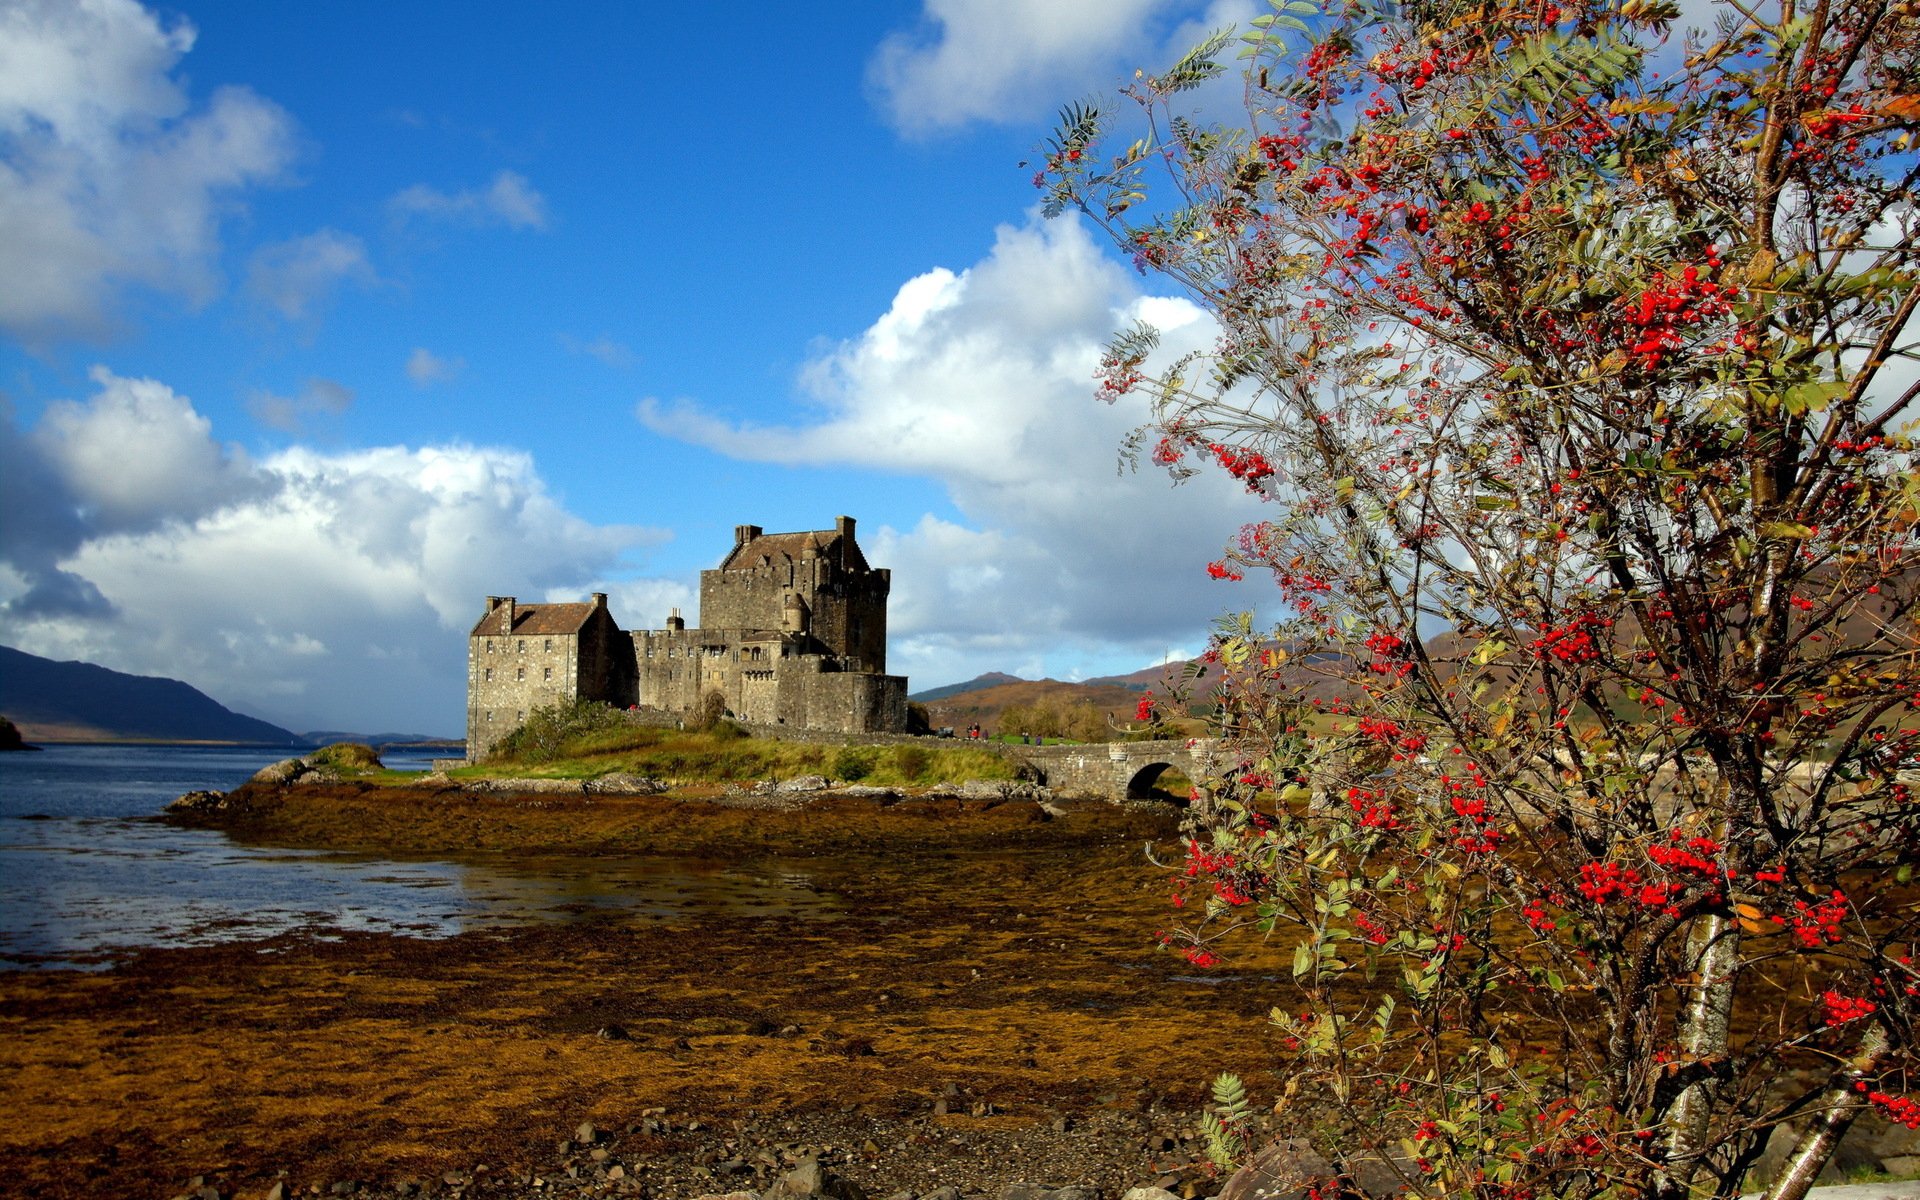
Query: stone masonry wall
[[468, 632, 579, 759]]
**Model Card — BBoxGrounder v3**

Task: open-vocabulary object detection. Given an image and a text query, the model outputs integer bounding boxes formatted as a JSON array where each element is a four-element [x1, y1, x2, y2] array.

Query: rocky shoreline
[[167, 1104, 1253, 1200], [68, 769, 1920, 1200], [8, 773, 1293, 1200]]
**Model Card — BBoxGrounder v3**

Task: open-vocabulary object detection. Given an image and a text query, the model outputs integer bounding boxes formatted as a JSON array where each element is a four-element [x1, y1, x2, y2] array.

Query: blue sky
[[0, 0, 1273, 735]]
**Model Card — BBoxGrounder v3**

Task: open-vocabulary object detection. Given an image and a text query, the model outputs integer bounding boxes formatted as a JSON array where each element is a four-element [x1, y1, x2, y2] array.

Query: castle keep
[[466, 516, 908, 759]]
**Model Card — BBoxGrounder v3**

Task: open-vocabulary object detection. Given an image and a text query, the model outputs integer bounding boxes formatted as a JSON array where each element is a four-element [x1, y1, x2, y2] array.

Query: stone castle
[[465, 516, 908, 759]]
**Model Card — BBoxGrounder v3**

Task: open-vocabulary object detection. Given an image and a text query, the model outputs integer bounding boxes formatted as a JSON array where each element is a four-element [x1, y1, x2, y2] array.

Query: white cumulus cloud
[[34, 366, 267, 531], [0, 369, 683, 734], [0, 0, 295, 341], [869, 0, 1256, 135], [639, 211, 1271, 689]]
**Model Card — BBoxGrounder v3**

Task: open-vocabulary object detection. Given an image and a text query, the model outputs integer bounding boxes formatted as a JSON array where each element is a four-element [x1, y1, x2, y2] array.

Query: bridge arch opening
[[1126, 762, 1192, 803]]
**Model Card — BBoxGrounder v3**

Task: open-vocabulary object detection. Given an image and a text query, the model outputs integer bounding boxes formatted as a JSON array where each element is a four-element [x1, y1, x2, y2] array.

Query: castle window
[[517, 639, 525, 653], [484, 668, 493, 681], [543, 667, 552, 680], [516, 666, 526, 681], [484, 710, 492, 721], [544, 639, 552, 652], [485, 640, 493, 653], [517, 710, 524, 721]]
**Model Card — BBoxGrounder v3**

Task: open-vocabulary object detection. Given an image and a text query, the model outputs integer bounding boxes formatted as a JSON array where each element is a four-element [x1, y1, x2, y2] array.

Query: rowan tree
[[1040, 1, 1920, 1196]]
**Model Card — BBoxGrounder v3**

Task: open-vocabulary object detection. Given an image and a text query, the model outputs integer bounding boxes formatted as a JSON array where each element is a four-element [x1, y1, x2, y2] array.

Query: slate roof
[[468, 602, 600, 638], [722, 529, 869, 572]]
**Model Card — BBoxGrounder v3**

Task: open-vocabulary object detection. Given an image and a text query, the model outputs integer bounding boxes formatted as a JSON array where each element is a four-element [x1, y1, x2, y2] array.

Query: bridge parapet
[[1007, 738, 1222, 801]]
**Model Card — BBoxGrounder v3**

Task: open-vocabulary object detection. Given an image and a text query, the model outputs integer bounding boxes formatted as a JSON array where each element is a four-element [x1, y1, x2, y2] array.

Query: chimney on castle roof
[[591, 592, 607, 610], [734, 524, 762, 545], [666, 606, 685, 632], [835, 515, 855, 566], [492, 596, 516, 632]]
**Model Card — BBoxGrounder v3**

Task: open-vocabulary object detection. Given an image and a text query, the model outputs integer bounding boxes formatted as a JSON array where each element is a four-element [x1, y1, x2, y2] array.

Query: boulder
[[249, 757, 311, 786], [1217, 1140, 1339, 1200], [764, 1156, 867, 1200], [167, 789, 231, 813], [777, 775, 831, 793]]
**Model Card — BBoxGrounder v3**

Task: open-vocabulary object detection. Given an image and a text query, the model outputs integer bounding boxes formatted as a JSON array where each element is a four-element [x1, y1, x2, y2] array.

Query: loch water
[[0, 744, 834, 969]]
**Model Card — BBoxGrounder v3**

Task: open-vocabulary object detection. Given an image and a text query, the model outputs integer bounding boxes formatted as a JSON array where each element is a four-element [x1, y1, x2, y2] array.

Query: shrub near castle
[[1043, 2, 1920, 1198]]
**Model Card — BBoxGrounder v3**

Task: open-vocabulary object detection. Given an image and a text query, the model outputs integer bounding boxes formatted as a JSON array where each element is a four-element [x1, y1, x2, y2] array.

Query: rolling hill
[[0, 645, 305, 745]]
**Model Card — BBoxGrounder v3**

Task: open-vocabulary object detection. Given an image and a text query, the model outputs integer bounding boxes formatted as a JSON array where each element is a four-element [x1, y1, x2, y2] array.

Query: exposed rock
[[167, 789, 234, 813], [1217, 1139, 1338, 1200], [1339, 1150, 1418, 1199], [1001, 1186, 1095, 1200], [777, 775, 832, 793], [950, 780, 1052, 802], [585, 773, 668, 795], [244, 757, 340, 788], [249, 757, 312, 786], [839, 785, 900, 798], [1121, 1190, 1183, 1200], [764, 1156, 868, 1200]]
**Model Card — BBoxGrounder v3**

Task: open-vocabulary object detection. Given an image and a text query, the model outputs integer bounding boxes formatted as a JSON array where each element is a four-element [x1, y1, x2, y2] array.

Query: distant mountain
[[0, 645, 306, 746], [914, 675, 1162, 735], [1085, 663, 1178, 690], [302, 730, 461, 748], [909, 672, 1028, 703]]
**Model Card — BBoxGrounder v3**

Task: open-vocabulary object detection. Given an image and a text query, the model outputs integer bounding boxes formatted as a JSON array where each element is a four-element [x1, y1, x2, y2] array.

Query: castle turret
[[782, 592, 811, 635]]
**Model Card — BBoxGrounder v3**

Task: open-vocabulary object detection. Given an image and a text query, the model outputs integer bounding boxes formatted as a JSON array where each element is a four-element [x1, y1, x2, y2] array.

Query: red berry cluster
[[1530, 612, 1611, 664], [1617, 257, 1738, 370], [1821, 991, 1877, 1026]]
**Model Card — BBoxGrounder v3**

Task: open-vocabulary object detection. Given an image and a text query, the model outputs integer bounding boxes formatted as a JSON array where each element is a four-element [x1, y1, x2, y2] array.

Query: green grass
[[308, 742, 384, 774], [442, 723, 1019, 789]]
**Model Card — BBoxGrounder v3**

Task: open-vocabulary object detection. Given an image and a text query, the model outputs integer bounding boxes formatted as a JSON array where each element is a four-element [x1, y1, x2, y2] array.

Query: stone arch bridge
[[1004, 738, 1224, 801]]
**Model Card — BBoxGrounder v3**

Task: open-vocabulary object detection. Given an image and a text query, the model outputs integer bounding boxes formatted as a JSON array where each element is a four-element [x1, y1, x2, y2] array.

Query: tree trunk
[[1660, 910, 1741, 1195], [1765, 1026, 1891, 1200]]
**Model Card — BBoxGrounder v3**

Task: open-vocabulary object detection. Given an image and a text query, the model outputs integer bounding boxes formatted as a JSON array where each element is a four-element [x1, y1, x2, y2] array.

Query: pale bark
[[1660, 910, 1741, 1195], [1765, 1026, 1891, 1200]]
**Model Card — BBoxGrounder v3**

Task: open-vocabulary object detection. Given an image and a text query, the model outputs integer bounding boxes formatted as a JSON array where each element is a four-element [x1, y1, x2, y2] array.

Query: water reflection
[[0, 744, 842, 969], [1, 816, 836, 970]]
